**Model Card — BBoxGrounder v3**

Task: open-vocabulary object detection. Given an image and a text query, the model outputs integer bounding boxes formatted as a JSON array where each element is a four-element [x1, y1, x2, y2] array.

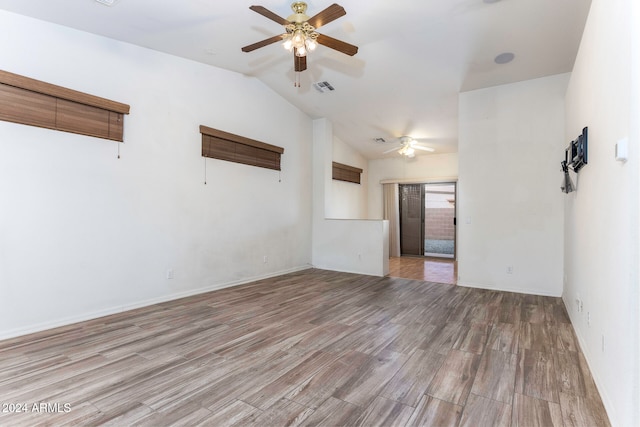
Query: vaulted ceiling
[[0, 0, 592, 158]]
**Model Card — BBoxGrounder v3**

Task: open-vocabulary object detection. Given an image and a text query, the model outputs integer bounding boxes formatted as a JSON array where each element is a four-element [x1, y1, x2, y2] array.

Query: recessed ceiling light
[[494, 52, 515, 64]]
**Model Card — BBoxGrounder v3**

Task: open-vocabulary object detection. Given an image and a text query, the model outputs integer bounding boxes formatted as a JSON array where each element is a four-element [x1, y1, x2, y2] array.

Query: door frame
[[391, 178, 458, 261]]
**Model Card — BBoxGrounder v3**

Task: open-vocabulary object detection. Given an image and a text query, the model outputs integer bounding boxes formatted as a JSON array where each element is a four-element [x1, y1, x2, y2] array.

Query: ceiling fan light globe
[[283, 38, 293, 51], [296, 45, 307, 56], [292, 30, 305, 47], [305, 38, 317, 51]]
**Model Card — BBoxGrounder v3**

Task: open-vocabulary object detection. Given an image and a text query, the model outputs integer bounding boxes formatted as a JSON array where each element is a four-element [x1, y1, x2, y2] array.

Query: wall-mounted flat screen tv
[[566, 127, 588, 172]]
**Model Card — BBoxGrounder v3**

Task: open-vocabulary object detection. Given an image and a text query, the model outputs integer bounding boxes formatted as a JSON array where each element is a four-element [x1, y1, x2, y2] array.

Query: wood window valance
[[332, 162, 363, 184], [200, 125, 284, 171], [0, 70, 130, 142]]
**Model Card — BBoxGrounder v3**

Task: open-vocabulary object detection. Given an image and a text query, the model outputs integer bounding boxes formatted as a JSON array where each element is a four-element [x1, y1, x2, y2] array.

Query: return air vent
[[313, 81, 335, 93]]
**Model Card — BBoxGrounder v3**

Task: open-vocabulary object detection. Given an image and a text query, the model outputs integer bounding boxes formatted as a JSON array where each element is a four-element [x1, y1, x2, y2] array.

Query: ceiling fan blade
[[241, 34, 284, 53], [316, 33, 358, 56], [249, 5, 289, 25], [307, 3, 346, 29], [412, 145, 435, 152], [294, 52, 307, 72], [382, 146, 400, 154]]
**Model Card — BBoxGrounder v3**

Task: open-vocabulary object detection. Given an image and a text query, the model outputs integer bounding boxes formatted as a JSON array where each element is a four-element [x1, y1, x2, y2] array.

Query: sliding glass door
[[399, 184, 424, 256], [399, 182, 456, 259], [424, 183, 456, 258]]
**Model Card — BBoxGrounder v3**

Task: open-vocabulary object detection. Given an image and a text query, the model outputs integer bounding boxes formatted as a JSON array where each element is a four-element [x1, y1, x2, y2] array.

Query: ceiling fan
[[241, 2, 358, 86], [381, 136, 435, 158]]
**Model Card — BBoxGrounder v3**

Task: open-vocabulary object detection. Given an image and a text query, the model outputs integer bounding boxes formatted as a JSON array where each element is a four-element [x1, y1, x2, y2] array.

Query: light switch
[[616, 137, 628, 162]]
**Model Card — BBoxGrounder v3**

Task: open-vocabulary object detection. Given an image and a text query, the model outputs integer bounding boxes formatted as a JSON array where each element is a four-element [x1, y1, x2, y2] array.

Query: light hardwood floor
[[0, 269, 609, 426], [388, 256, 458, 284]]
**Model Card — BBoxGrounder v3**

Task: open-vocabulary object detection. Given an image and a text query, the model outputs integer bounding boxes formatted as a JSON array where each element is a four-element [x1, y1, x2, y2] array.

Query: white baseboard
[[562, 295, 617, 427], [457, 280, 562, 297], [0, 265, 312, 341], [311, 264, 385, 278]]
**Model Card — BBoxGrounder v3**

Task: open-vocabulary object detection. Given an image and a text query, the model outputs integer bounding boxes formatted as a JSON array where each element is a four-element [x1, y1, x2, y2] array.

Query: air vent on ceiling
[[95, 0, 120, 6], [313, 81, 335, 93]]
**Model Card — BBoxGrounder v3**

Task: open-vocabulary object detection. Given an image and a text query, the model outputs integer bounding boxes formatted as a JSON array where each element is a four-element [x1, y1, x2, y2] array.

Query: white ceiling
[[0, 0, 592, 159]]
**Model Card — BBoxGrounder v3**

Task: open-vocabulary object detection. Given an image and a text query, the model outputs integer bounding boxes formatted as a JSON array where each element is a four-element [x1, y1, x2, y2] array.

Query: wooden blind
[[200, 125, 284, 171], [332, 162, 363, 184], [0, 70, 130, 142]]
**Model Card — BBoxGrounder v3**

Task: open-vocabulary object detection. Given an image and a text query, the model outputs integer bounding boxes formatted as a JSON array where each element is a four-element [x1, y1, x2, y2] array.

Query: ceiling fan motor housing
[[288, 2, 310, 23]]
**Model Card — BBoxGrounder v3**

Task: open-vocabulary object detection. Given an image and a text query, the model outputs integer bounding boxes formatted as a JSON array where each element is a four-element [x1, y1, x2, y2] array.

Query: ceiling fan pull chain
[[117, 141, 121, 159]]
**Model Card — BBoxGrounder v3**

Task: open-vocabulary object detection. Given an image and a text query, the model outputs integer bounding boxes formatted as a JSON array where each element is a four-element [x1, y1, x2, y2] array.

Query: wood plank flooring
[[0, 269, 610, 426], [388, 256, 457, 284]]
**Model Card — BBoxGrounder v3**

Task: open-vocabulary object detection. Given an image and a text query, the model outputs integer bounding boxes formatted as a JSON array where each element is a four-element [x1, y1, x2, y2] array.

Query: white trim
[[0, 265, 313, 341], [457, 280, 562, 298], [311, 264, 385, 278], [562, 295, 616, 427]]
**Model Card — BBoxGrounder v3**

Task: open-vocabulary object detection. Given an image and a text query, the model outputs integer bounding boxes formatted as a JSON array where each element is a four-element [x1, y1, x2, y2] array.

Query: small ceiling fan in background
[[380, 136, 435, 158], [241, 2, 358, 86]]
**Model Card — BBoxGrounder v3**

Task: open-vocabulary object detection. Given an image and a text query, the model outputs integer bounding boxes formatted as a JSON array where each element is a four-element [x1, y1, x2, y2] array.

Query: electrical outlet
[[587, 311, 591, 326], [263, 256, 268, 264], [506, 266, 513, 274], [166, 269, 174, 279]]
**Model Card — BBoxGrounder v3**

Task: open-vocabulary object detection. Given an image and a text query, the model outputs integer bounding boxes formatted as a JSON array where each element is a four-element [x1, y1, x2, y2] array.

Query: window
[[332, 162, 362, 184], [200, 125, 284, 171], [0, 70, 130, 141]]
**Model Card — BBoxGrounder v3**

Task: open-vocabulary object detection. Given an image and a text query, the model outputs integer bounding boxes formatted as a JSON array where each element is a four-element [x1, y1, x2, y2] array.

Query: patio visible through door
[[399, 182, 456, 259], [424, 183, 456, 258]]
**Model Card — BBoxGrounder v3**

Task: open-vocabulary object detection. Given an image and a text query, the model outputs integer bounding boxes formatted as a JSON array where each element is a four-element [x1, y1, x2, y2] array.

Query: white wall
[[563, 0, 639, 425], [0, 11, 313, 339], [312, 119, 389, 276], [327, 136, 368, 219], [367, 153, 459, 219], [457, 74, 568, 296]]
